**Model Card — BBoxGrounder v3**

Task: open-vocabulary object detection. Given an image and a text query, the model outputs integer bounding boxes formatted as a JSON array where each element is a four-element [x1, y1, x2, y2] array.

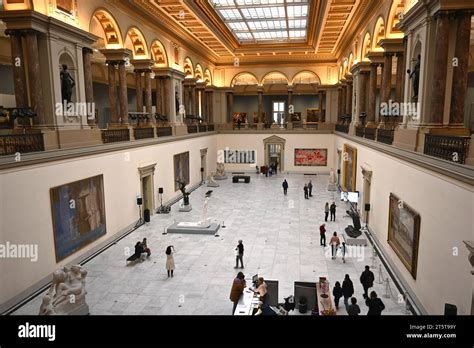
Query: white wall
[[216, 133, 335, 173], [334, 135, 473, 315], [0, 134, 217, 308]]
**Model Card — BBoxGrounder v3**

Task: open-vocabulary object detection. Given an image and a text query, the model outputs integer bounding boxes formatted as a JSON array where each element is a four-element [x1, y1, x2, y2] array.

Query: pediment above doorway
[[263, 135, 286, 145]]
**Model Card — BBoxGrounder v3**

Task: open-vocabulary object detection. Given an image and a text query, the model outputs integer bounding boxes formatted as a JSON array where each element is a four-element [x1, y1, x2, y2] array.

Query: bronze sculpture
[[407, 54, 420, 101], [60, 64, 75, 104]]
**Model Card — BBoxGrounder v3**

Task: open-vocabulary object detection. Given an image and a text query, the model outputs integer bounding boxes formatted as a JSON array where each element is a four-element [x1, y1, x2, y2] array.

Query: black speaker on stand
[[200, 167, 204, 183], [364, 203, 370, 228], [157, 187, 170, 214], [135, 196, 143, 227]]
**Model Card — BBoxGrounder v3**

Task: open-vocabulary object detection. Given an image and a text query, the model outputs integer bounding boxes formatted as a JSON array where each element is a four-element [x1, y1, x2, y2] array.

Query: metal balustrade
[[101, 129, 130, 143], [424, 134, 470, 164], [0, 133, 44, 155]]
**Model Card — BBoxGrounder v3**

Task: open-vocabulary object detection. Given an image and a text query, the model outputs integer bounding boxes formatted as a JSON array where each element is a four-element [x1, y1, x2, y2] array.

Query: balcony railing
[[335, 124, 349, 133], [187, 125, 198, 134], [156, 126, 172, 137], [365, 127, 376, 140], [101, 129, 130, 144], [0, 133, 44, 156], [133, 127, 154, 140], [198, 124, 207, 133], [355, 126, 365, 138], [424, 134, 471, 164], [377, 129, 394, 145]]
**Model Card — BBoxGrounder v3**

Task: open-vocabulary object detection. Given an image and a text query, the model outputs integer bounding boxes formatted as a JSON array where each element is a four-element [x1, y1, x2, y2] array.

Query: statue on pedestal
[[207, 171, 219, 187], [39, 265, 89, 315], [327, 168, 337, 191], [60, 64, 75, 104], [215, 162, 227, 180], [176, 178, 190, 206], [407, 54, 420, 101]]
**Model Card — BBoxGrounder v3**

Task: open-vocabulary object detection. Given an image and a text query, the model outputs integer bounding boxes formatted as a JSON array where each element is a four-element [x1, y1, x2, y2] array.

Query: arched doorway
[[263, 135, 286, 172]]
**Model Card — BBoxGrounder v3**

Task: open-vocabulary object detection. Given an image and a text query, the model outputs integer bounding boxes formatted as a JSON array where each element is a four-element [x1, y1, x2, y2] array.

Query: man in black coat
[[365, 291, 385, 315], [360, 265, 375, 299], [282, 179, 288, 195], [342, 274, 354, 309], [330, 202, 336, 221]]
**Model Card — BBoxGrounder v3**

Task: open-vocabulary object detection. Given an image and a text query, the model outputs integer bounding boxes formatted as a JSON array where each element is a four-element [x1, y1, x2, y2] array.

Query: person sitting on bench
[[142, 238, 151, 257], [127, 241, 148, 263]]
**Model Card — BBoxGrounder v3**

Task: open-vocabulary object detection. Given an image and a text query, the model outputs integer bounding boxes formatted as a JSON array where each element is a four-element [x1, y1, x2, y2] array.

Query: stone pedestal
[[179, 204, 192, 212], [173, 124, 188, 136], [327, 183, 337, 191]]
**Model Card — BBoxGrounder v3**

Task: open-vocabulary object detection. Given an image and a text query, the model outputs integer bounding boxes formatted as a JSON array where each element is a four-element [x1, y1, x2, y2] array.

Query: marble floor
[[14, 172, 409, 315]]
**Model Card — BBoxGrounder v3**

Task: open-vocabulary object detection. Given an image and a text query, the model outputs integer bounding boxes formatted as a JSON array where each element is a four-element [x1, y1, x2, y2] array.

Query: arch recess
[[230, 72, 259, 87], [261, 71, 289, 85], [150, 39, 168, 67], [291, 70, 321, 85], [124, 26, 148, 59], [184, 57, 194, 78], [372, 16, 386, 50], [90, 8, 123, 48]]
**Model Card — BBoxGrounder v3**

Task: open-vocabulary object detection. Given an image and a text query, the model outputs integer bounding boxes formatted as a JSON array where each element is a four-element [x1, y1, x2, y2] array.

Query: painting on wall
[[50, 175, 106, 262], [294, 148, 327, 166], [388, 193, 421, 279], [174, 151, 190, 191], [342, 144, 357, 192]]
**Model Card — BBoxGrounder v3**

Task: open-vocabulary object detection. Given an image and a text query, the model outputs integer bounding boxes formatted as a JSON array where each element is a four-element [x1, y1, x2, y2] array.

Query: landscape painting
[[388, 193, 421, 279], [174, 151, 190, 191], [50, 175, 106, 262], [294, 148, 327, 166]]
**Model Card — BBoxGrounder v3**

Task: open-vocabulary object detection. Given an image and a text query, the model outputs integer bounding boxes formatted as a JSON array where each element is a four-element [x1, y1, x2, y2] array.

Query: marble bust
[[215, 162, 227, 180], [327, 168, 337, 191]]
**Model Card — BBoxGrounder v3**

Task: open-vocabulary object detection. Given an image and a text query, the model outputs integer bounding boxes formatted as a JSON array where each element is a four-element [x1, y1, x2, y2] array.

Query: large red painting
[[294, 148, 328, 166]]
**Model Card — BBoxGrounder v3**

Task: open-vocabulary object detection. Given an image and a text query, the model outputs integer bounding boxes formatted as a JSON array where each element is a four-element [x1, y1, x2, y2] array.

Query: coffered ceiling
[[129, 0, 378, 66]]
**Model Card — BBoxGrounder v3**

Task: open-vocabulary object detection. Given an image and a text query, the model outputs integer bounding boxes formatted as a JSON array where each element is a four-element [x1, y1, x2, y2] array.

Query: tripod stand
[[135, 202, 144, 228]]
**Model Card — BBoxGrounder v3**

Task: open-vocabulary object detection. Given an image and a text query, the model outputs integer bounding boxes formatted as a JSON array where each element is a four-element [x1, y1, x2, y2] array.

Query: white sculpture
[[327, 168, 337, 191], [198, 197, 211, 227], [207, 171, 219, 187], [39, 265, 89, 315], [215, 162, 227, 180]]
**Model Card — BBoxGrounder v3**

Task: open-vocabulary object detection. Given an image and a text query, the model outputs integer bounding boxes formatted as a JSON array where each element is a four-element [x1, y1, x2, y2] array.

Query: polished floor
[[14, 172, 409, 315]]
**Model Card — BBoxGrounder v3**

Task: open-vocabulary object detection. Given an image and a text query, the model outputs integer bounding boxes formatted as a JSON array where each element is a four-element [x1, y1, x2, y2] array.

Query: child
[[332, 281, 343, 310]]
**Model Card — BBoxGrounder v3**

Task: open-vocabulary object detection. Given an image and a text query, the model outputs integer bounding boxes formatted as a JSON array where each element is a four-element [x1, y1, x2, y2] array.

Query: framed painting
[[50, 175, 106, 262], [174, 151, 190, 191], [388, 193, 421, 279], [342, 144, 357, 192], [294, 148, 327, 166]]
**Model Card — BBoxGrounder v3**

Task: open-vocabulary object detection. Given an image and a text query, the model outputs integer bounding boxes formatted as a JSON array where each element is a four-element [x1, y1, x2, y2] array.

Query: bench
[[233, 175, 250, 183]]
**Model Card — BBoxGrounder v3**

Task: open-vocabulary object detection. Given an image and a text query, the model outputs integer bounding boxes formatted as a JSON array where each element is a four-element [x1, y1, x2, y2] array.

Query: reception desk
[[234, 288, 260, 316]]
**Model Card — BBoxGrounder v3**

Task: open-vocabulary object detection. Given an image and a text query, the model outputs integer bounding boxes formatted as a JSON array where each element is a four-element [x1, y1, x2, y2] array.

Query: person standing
[[360, 265, 375, 299], [341, 242, 347, 263], [319, 224, 326, 247], [332, 281, 343, 310], [165, 245, 175, 277], [342, 274, 354, 309], [347, 297, 361, 316], [365, 291, 385, 315], [324, 202, 329, 222], [235, 240, 244, 268], [274, 160, 278, 174], [330, 202, 337, 221], [303, 184, 309, 199], [308, 180, 313, 197], [282, 179, 288, 195], [230, 272, 246, 315], [142, 238, 151, 257], [329, 232, 340, 260]]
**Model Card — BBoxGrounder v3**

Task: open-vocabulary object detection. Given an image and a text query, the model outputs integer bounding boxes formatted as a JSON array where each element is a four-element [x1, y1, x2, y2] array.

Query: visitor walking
[[282, 179, 288, 195], [230, 272, 246, 315], [319, 223, 326, 247], [329, 232, 340, 260], [341, 242, 346, 263], [324, 202, 329, 222], [234, 240, 244, 268], [332, 281, 343, 310], [360, 265, 375, 299], [165, 245, 175, 278], [342, 274, 354, 309], [303, 184, 309, 199], [330, 202, 337, 221], [308, 180, 313, 197], [366, 291, 385, 315], [347, 297, 361, 316]]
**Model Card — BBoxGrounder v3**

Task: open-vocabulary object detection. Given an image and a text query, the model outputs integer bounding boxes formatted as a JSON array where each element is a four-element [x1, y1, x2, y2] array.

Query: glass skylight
[[209, 0, 309, 43]]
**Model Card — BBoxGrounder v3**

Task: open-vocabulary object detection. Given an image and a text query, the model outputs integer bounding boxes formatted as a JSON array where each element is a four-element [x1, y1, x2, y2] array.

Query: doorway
[[138, 163, 157, 216], [361, 167, 372, 224], [272, 101, 285, 126], [200, 148, 208, 182], [263, 135, 286, 172]]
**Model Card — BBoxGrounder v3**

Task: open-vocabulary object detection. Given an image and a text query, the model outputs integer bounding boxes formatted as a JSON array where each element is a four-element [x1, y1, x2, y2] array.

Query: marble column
[[337, 86, 343, 120], [135, 70, 143, 113], [345, 82, 352, 118], [358, 72, 368, 121], [395, 52, 404, 103], [430, 12, 450, 124], [228, 92, 234, 123], [24, 30, 45, 125], [200, 87, 206, 119], [206, 91, 214, 123], [6, 30, 27, 109], [257, 88, 263, 123], [107, 62, 118, 123], [287, 88, 293, 121], [82, 47, 95, 126], [183, 84, 189, 115], [368, 64, 377, 124], [144, 71, 153, 123], [450, 11, 471, 125], [341, 84, 347, 117], [155, 76, 162, 115], [319, 90, 325, 122], [163, 77, 170, 117], [118, 61, 128, 124], [381, 53, 393, 105], [191, 85, 197, 115]]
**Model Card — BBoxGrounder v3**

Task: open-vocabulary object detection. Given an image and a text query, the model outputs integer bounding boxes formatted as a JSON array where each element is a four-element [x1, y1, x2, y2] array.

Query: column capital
[[433, 10, 456, 20], [82, 47, 94, 55], [131, 59, 154, 72], [100, 48, 132, 63], [379, 38, 404, 54]]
